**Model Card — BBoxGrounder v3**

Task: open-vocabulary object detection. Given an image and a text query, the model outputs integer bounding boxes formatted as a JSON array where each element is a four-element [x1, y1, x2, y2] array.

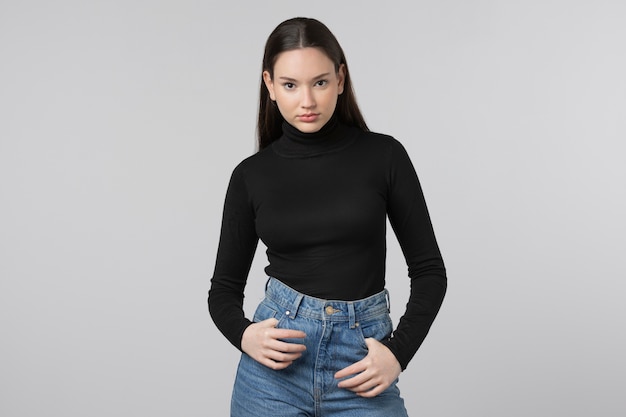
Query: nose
[[300, 86, 316, 109]]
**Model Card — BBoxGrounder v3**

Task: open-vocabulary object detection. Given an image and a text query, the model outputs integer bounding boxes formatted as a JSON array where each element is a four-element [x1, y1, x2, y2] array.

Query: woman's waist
[[264, 277, 389, 322]]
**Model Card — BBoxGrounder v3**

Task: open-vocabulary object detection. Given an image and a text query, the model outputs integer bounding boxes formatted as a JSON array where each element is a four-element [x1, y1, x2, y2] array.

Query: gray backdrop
[[1, 1, 625, 416]]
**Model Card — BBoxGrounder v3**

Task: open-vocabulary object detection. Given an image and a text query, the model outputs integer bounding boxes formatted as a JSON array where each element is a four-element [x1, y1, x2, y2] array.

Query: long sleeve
[[381, 139, 447, 370], [208, 163, 259, 350], [207, 123, 446, 369]]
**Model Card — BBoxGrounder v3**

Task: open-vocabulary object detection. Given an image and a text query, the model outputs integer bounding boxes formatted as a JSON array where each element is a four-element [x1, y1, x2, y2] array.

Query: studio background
[[1, 1, 624, 416]]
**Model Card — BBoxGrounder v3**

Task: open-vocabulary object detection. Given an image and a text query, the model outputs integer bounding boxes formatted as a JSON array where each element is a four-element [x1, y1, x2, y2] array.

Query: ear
[[337, 64, 346, 95], [262, 71, 276, 101]]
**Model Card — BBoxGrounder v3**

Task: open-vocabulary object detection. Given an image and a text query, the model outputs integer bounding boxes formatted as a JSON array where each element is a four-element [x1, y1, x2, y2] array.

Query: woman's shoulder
[[351, 129, 417, 173], [354, 128, 407, 154], [229, 144, 276, 177]]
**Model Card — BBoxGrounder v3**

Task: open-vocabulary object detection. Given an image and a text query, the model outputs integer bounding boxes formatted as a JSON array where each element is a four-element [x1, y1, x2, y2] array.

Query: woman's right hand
[[241, 318, 307, 370]]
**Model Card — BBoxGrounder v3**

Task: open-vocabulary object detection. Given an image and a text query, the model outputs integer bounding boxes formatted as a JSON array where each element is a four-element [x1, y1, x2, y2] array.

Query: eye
[[315, 80, 328, 87], [283, 82, 295, 90]]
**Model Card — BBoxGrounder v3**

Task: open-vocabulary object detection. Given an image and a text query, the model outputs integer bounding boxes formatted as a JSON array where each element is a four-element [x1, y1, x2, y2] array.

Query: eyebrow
[[278, 73, 331, 82]]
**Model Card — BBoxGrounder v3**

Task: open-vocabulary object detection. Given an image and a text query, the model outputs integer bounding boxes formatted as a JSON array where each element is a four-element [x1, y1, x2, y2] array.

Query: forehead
[[272, 47, 335, 78]]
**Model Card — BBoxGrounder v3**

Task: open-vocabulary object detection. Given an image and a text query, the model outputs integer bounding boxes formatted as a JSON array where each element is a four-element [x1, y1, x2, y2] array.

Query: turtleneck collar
[[272, 115, 358, 158]]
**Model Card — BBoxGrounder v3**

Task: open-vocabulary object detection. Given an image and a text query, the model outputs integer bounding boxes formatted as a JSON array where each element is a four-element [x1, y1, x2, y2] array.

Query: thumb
[[364, 337, 379, 349], [259, 317, 279, 328]]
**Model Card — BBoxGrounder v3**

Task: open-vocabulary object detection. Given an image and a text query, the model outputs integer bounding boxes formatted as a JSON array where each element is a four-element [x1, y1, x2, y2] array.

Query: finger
[[364, 337, 378, 347], [356, 381, 390, 398], [264, 349, 303, 363], [334, 360, 367, 379], [337, 371, 370, 389], [340, 370, 393, 397], [261, 357, 294, 370], [256, 318, 307, 339], [357, 386, 385, 398], [270, 328, 307, 340], [347, 380, 380, 394], [258, 317, 279, 327], [267, 339, 307, 353]]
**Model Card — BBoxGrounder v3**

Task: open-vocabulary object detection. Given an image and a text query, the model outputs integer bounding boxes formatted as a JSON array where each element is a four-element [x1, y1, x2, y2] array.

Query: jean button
[[325, 306, 334, 315]]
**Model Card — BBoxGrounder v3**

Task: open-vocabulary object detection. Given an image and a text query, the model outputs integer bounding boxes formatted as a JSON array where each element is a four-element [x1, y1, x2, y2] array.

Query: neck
[[272, 116, 358, 158]]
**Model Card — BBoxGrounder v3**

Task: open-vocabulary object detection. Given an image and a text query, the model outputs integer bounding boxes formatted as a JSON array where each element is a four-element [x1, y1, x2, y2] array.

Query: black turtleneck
[[208, 118, 446, 370]]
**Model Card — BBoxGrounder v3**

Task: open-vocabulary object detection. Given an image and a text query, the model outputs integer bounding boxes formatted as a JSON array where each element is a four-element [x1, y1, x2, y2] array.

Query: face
[[263, 47, 345, 134]]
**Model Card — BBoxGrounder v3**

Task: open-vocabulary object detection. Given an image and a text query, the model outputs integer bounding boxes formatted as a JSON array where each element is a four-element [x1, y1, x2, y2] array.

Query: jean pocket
[[252, 300, 278, 323], [356, 314, 393, 349]]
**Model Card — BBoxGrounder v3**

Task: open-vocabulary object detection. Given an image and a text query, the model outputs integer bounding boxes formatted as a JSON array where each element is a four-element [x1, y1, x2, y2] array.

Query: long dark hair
[[257, 17, 368, 150]]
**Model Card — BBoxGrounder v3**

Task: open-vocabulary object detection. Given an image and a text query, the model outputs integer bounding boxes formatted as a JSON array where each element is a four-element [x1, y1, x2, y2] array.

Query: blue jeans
[[231, 277, 408, 417]]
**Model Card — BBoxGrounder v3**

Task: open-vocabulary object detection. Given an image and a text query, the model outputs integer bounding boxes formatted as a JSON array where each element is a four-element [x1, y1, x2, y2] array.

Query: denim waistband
[[264, 277, 389, 328]]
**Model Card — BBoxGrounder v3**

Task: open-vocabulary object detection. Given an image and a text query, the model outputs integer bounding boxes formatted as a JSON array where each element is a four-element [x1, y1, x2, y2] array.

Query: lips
[[298, 113, 319, 123]]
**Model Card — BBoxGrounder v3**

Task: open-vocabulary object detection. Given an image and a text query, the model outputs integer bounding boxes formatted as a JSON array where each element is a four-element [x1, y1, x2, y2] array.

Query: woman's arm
[[382, 138, 447, 370], [208, 164, 259, 350], [208, 163, 308, 366], [335, 137, 447, 395]]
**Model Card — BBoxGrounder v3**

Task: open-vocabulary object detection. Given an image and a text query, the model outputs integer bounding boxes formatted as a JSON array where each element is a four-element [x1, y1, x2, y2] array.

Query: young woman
[[208, 17, 447, 416]]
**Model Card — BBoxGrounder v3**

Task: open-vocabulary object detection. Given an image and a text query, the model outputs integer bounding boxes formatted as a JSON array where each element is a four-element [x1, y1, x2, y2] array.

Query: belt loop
[[385, 289, 390, 313], [348, 302, 356, 329], [287, 293, 304, 320]]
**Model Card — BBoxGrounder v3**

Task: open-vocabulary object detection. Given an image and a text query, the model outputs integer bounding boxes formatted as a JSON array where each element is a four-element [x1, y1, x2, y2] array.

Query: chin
[[298, 126, 320, 133], [295, 120, 325, 133]]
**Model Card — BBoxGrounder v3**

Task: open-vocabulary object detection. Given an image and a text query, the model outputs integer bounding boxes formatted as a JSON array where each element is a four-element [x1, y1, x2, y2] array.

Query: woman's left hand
[[334, 338, 402, 397]]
